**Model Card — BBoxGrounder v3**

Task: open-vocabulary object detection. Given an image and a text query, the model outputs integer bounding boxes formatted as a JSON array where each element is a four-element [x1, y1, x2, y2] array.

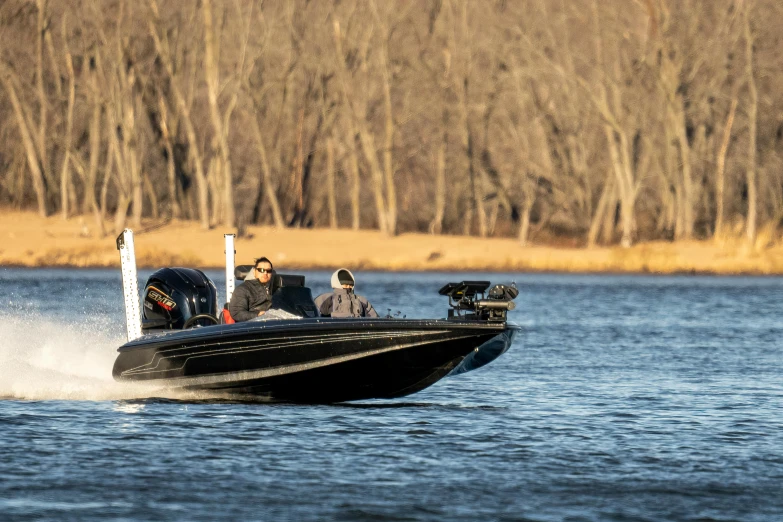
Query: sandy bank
[[1, 210, 782, 274]]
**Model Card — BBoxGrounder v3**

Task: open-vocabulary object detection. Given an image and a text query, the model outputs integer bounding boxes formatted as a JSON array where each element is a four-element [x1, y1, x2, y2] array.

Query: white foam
[[0, 315, 174, 401]]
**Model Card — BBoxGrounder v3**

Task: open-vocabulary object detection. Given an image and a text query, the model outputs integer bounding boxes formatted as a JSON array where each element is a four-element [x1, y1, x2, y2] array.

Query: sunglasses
[[255, 267, 272, 274]]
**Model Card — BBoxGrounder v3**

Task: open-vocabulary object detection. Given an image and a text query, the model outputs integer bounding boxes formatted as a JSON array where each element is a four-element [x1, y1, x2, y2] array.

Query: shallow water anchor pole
[[225, 234, 236, 303], [116, 229, 142, 342]]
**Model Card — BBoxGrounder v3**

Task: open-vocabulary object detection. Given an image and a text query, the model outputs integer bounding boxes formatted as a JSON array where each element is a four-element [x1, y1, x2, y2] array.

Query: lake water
[[1, 269, 782, 521]]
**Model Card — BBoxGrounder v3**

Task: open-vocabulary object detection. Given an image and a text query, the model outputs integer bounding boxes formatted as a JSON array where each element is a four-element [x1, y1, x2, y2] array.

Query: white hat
[[331, 268, 356, 289]]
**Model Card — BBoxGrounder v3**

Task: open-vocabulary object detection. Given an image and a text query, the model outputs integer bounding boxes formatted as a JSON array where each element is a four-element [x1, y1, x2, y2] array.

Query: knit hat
[[331, 268, 356, 288]]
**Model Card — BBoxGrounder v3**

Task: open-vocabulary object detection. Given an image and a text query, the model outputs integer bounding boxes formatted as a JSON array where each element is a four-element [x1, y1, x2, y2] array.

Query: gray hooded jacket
[[314, 269, 378, 318]]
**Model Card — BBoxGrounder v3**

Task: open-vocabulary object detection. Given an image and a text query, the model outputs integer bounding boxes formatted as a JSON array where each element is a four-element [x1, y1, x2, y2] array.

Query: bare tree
[[59, 16, 76, 219], [743, 0, 758, 245], [715, 97, 738, 239], [148, 0, 210, 229], [1, 65, 49, 217], [1, 0, 782, 248]]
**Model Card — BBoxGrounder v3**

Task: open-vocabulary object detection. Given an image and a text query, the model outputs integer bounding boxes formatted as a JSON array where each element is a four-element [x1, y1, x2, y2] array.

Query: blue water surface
[[0, 269, 781, 521]]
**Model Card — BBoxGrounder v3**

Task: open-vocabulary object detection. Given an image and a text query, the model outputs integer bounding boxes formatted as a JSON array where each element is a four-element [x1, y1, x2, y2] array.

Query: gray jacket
[[314, 288, 378, 318], [229, 279, 273, 322]]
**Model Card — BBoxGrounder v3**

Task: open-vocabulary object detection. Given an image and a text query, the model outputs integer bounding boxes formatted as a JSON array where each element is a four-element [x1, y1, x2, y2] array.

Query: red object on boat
[[221, 304, 235, 324]]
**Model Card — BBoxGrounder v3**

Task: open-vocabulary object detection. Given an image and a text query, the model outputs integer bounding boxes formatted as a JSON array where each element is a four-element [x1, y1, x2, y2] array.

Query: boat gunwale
[[119, 318, 519, 352]]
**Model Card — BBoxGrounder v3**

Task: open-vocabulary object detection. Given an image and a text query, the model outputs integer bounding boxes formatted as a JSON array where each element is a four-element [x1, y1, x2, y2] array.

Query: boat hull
[[113, 318, 519, 402]]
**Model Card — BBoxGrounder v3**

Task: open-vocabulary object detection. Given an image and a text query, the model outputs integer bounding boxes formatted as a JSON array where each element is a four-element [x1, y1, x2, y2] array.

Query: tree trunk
[[158, 94, 181, 219], [97, 111, 115, 237], [202, 0, 235, 228], [604, 125, 635, 247], [518, 191, 533, 246], [715, 97, 738, 240], [44, 24, 61, 101], [357, 129, 389, 234], [672, 107, 694, 240], [469, 130, 487, 238], [36, 0, 49, 193], [601, 195, 618, 245], [0, 72, 48, 217], [129, 95, 143, 228], [744, 7, 758, 246], [109, 135, 129, 234], [380, 47, 397, 236], [430, 135, 446, 234], [148, 6, 210, 229], [207, 155, 221, 227], [347, 125, 361, 231], [462, 187, 474, 236], [588, 173, 613, 247], [332, 19, 387, 234], [289, 108, 305, 226], [143, 172, 159, 219], [60, 28, 76, 219], [250, 115, 285, 228], [327, 137, 338, 228], [114, 195, 130, 235], [85, 90, 101, 215], [460, 78, 486, 238]]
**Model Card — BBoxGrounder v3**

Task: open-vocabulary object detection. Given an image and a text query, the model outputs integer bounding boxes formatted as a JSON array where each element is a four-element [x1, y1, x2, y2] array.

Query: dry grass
[[1, 210, 782, 274]]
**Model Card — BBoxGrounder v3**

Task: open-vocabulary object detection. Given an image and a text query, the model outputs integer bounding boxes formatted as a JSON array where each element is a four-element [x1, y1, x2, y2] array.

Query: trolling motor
[[439, 280, 519, 322]]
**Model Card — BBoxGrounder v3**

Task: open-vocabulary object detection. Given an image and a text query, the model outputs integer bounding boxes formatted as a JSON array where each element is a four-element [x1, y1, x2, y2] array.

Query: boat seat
[[234, 265, 254, 281], [272, 274, 305, 292]]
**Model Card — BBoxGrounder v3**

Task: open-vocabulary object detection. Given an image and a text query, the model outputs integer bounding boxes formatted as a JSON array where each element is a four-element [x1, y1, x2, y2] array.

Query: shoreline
[[1, 210, 782, 275], [4, 263, 783, 277]]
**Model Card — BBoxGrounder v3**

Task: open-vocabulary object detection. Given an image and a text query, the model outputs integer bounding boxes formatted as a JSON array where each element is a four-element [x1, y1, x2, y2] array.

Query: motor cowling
[[142, 267, 218, 330]]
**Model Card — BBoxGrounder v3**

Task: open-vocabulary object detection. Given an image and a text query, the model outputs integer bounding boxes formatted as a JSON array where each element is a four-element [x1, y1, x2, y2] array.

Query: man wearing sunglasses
[[228, 256, 275, 322]]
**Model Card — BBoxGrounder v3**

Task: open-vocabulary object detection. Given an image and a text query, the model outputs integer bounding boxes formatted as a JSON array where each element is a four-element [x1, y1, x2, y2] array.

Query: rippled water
[[1, 269, 782, 521]]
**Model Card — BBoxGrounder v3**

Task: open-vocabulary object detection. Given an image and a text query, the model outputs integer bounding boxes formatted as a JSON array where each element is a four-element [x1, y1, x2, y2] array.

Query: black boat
[[112, 231, 519, 402]]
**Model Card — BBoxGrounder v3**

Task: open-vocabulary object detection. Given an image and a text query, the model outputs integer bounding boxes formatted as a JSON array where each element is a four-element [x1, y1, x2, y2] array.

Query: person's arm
[[314, 293, 333, 317], [229, 285, 258, 322], [361, 297, 379, 318]]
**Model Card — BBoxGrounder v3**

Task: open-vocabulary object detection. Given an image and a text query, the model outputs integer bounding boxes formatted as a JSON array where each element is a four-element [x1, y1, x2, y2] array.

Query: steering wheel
[[183, 314, 220, 329]]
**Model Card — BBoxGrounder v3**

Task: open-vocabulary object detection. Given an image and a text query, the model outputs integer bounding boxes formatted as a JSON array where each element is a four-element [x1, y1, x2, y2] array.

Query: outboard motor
[[142, 268, 219, 331], [439, 280, 518, 321]]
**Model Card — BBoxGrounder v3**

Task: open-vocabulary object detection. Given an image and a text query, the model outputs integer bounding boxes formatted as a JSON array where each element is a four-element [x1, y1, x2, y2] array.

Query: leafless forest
[[1, 0, 782, 247]]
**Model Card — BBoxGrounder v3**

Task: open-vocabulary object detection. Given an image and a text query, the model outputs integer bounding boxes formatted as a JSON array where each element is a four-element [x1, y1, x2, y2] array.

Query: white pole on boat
[[224, 233, 236, 304], [116, 229, 142, 342]]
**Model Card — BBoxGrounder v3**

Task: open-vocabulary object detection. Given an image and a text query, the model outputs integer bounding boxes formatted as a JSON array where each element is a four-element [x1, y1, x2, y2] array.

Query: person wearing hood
[[229, 256, 274, 322], [314, 269, 378, 318]]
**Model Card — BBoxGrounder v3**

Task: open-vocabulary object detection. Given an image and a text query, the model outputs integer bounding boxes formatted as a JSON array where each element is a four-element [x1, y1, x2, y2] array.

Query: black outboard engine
[[439, 281, 518, 321], [142, 268, 219, 331]]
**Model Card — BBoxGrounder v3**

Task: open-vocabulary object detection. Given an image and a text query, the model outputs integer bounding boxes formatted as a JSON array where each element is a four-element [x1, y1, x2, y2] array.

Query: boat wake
[[0, 314, 188, 401]]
